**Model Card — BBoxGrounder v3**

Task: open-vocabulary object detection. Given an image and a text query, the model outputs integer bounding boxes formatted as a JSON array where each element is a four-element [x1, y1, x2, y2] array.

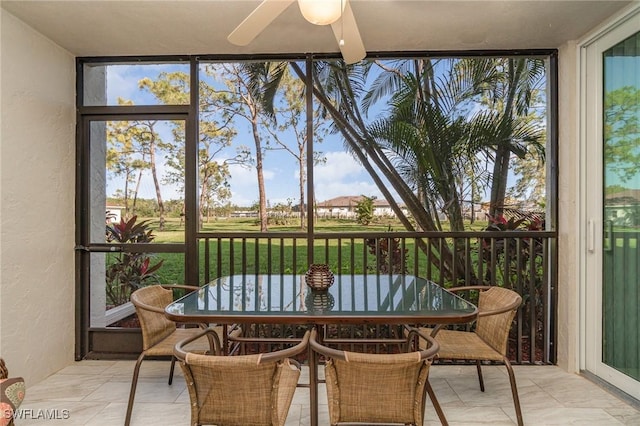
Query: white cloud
[[105, 65, 142, 104], [225, 150, 399, 207], [314, 151, 364, 183], [228, 163, 257, 186], [313, 151, 385, 200], [105, 63, 188, 105], [229, 191, 256, 207]]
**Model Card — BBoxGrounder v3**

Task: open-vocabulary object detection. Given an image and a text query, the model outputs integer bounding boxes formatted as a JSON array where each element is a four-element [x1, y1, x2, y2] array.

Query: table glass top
[[166, 274, 477, 322]]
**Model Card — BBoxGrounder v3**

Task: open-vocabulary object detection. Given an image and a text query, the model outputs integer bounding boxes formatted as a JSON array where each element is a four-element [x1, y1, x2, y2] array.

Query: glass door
[[602, 30, 640, 387], [77, 114, 189, 356], [584, 9, 640, 400]]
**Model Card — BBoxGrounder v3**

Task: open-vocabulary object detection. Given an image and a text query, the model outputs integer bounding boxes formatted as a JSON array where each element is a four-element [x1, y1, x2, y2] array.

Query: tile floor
[[16, 360, 640, 425]]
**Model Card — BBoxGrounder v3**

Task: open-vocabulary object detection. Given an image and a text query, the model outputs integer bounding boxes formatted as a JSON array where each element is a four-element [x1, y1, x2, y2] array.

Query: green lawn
[[107, 216, 498, 292], [142, 215, 490, 241]]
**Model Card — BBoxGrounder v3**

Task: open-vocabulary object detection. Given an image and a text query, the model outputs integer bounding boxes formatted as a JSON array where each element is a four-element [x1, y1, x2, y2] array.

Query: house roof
[[606, 189, 640, 204], [317, 196, 357, 208], [1, 1, 632, 57], [317, 195, 403, 208]]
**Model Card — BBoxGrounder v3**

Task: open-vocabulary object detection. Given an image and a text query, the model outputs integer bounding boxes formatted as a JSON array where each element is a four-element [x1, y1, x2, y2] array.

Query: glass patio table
[[165, 274, 478, 426]]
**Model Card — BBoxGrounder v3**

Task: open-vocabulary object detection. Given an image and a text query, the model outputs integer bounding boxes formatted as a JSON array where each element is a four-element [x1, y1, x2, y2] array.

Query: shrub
[[105, 215, 164, 306]]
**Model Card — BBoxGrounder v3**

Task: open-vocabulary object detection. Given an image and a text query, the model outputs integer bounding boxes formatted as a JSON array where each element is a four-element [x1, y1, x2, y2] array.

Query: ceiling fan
[[227, 0, 366, 64]]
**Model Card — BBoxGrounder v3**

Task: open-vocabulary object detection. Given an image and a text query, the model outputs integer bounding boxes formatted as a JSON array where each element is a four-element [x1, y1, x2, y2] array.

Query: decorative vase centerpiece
[[305, 263, 334, 291]]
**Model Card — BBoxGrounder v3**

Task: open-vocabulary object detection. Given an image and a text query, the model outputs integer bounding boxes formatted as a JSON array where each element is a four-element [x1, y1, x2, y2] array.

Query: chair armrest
[[174, 327, 223, 360], [313, 327, 439, 361], [404, 327, 440, 359], [446, 286, 521, 317], [309, 328, 346, 360], [160, 284, 200, 292], [259, 330, 310, 364], [133, 302, 166, 315], [132, 284, 200, 315], [446, 285, 492, 293], [477, 302, 521, 318]]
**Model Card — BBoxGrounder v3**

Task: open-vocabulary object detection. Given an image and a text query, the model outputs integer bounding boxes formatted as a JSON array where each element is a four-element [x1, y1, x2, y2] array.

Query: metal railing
[[199, 230, 556, 364]]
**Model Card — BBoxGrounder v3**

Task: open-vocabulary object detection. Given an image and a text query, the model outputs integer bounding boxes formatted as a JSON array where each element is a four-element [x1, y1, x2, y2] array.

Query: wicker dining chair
[[309, 327, 443, 426], [416, 285, 524, 426], [175, 327, 310, 426], [125, 284, 222, 426], [1, 358, 25, 426]]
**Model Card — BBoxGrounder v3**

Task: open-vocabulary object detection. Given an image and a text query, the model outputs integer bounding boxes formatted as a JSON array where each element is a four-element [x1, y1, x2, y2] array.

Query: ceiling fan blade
[[330, 0, 366, 64], [228, 0, 295, 46]]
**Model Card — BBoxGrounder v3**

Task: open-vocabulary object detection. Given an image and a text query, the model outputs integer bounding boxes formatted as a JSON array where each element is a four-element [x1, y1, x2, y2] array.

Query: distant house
[[105, 205, 124, 223], [230, 210, 258, 218], [315, 196, 407, 219], [605, 189, 640, 226]]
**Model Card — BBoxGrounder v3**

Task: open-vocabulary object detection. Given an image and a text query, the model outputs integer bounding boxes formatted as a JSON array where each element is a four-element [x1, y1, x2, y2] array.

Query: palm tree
[[482, 58, 547, 217], [368, 58, 544, 231], [258, 57, 544, 282], [292, 59, 465, 278]]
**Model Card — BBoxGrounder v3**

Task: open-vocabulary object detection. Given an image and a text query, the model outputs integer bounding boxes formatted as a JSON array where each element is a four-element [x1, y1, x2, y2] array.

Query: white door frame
[[578, 4, 640, 400]]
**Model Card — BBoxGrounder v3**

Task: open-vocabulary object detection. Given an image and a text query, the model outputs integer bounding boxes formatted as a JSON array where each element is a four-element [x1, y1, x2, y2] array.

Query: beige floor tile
[[513, 383, 564, 409], [174, 387, 190, 404], [83, 380, 137, 403], [84, 403, 128, 426], [535, 375, 630, 409], [298, 402, 330, 426], [124, 401, 190, 426], [285, 404, 303, 425], [606, 407, 640, 424], [440, 405, 514, 423], [16, 401, 108, 425], [521, 407, 623, 425], [430, 377, 463, 405], [122, 378, 186, 404], [18, 360, 640, 425], [291, 386, 310, 406], [55, 360, 119, 376], [446, 375, 531, 407], [511, 365, 571, 380], [432, 364, 510, 380], [23, 374, 111, 402]]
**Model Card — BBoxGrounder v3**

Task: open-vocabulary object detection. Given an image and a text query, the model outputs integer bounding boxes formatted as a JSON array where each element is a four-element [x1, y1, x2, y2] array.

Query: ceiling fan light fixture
[[298, 0, 344, 26]]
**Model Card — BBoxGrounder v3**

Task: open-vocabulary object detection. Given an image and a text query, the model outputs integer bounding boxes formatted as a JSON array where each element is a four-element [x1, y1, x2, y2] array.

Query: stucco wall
[[555, 40, 580, 373], [0, 10, 75, 384]]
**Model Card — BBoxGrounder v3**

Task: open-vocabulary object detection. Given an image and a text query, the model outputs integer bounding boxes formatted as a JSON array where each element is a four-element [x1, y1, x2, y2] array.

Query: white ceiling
[[1, 0, 634, 58]]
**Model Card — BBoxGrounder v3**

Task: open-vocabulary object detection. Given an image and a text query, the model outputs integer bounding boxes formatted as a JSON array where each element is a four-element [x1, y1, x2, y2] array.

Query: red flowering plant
[[105, 215, 164, 306], [482, 213, 544, 258]]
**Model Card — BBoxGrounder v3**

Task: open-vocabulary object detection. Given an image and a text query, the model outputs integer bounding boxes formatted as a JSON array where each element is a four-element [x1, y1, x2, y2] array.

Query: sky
[[101, 59, 548, 210], [603, 52, 640, 191], [104, 63, 388, 207]]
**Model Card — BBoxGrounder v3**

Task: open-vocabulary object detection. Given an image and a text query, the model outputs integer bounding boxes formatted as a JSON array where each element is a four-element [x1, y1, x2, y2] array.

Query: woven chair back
[[181, 353, 299, 426], [131, 285, 176, 351], [324, 351, 431, 425], [475, 287, 521, 355]]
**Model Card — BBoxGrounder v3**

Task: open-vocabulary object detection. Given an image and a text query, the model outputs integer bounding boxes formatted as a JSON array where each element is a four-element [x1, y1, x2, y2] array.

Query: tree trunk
[[251, 119, 268, 232], [298, 154, 306, 230], [132, 168, 143, 218], [291, 62, 468, 282], [489, 144, 511, 217], [149, 141, 165, 231], [199, 178, 209, 228], [489, 58, 524, 217]]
